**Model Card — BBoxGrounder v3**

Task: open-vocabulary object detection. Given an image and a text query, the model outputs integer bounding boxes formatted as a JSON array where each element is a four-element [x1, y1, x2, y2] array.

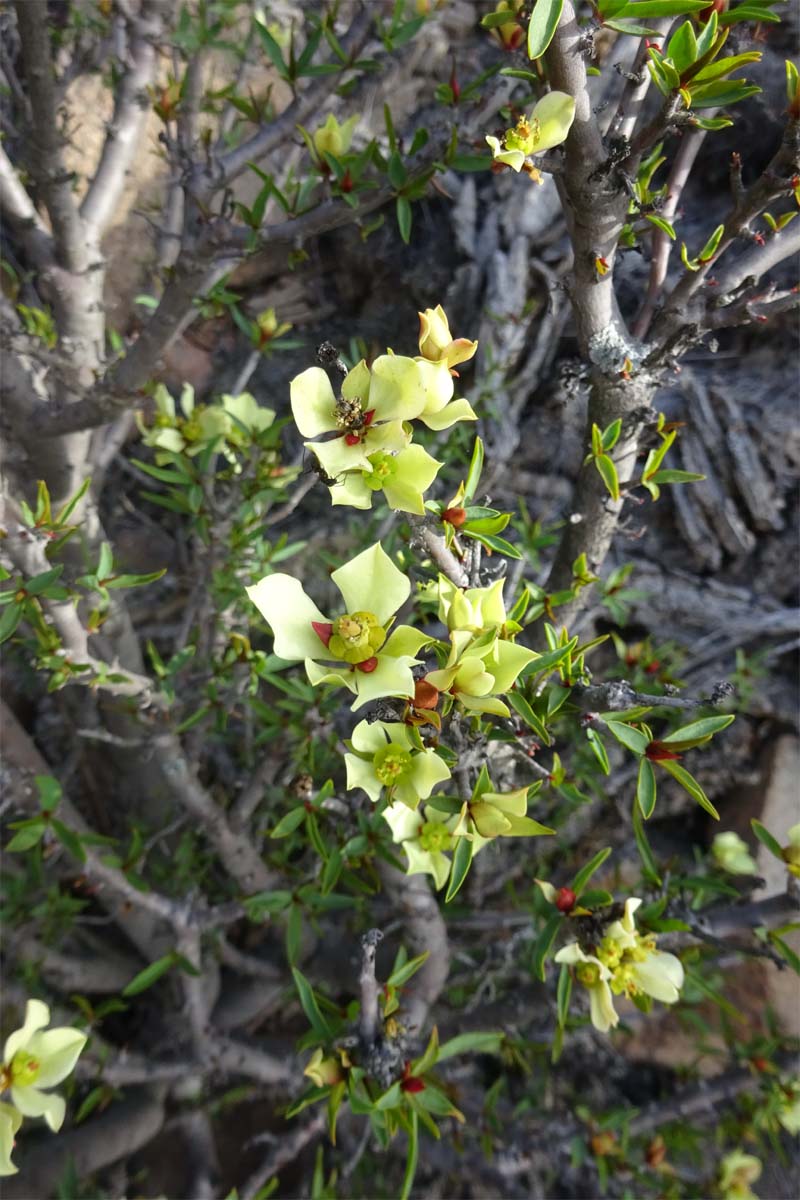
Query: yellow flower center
[[576, 962, 600, 987], [364, 452, 397, 492], [504, 115, 541, 156], [10, 1050, 40, 1087], [329, 611, 386, 664], [418, 821, 453, 854], [373, 745, 413, 787]]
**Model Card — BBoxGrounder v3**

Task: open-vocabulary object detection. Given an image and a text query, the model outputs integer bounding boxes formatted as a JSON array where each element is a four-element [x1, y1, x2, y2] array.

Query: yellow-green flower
[[137, 383, 232, 462], [0, 1102, 22, 1177], [425, 628, 537, 717], [417, 305, 478, 374], [303, 1047, 344, 1088], [712, 831, 757, 875], [718, 1150, 761, 1200], [556, 898, 684, 1033], [452, 786, 554, 842], [383, 802, 462, 891], [1, 999, 87, 1133], [783, 823, 800, 877], [246, 542, 432, 710], [312, 113, 359, 159], [486, 92, 576, 174], [328, 443, 444, 515], [345, 719, 451, 807], [436, 577, 510, 635]]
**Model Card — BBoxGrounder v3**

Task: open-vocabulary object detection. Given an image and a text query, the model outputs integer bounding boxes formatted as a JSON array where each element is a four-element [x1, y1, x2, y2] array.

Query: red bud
[[555, 887, 577, 913], [414, 679, 440, 709], [442, 506, 467, 527]]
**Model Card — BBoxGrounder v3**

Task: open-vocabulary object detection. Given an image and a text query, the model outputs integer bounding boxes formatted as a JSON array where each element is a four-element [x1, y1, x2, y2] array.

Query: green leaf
[[122, 953, 177, 996], [445, 837, 473, 902], [387, 951, 430, 988], [271, 806, 306, 838], [660, 714, 734, 745], [506, 689, 552, 745], [436, 1031, 502, 1061], [396, 196, 412, 244], [449, 153, 492, 172], [54, 477, 91, 526], [0, 602, 23, 643], [387, 150, 407, 190], [645, 214, 676, 239], [632, 796, 662, 884], [586, 727, 610, 775], [6, 820, 47, 852], [25, 567, 64, 596], [374, 1081, 403, 1111], [698, 223, 725, 262], [556, 963, 572, 1027], [400, 1110, 419, 1200], [291, 967, 334, 1040], [648, 469, 705, 485], [595, 454, 620, 502], [527, 0, 564, 60], [692, 51, 761, 84], [105, 570, 166, 589], [750, 819, 784, 861], [615, 0, 708, 13], [465, 530, 522, 559], [256, 22, 289, 78], [771, 935, 800, 975], [666, 20, 698, 75], [601, 419, 622, 451], [658, 759, 720, 819], [464, 437, 485, 502], [606, 18, 660, 34], [51, 818, 86, 862], [637, 756, 657, 819], [571, 847, 612, 896], [689, 80, 761, 108], [481, 9, 518, 28], [604, 720, 649, 756]]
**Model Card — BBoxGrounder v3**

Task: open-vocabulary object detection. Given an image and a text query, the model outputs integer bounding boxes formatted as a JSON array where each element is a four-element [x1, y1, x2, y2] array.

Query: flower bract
[[312, 113, 359, 159], [246, 542, 431, 710], [2, 999, 87, 1132], [425, 628, 537, 717]]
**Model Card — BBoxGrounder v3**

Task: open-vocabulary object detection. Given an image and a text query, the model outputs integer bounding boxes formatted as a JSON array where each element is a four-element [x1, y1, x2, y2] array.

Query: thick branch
[[80, 0, 164, 239], [378, 863, 449, 1035], [0, 142, 53, 266], [13, 0, 89, 273]]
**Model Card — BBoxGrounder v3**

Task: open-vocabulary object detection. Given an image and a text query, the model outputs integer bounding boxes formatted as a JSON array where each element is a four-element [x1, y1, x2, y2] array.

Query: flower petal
[[480, 787, 529, 817], [485, 640, 538, 693], [331, 542, 410, 625], [485, 135, 525, 172], [307, 438, 370, 479], [344, 753, 383, 802], [633, 952, 684, 1004], [341, 359, 371, 403], [589, 979, 619, 1033], [10, 1085, 66, 1132], [408, 749, 451, 801], [351, 654, 417, 710], [414, 360, 454, 415], [383, 625, 433, 658], [457, 693, 510, 718], [367, 355, 428, 421], [405, 841, 451, 890], [349, 719, 389, 755], [383, 804, 422, 842], [418, 397, 477, 431], [0, 1103, 21, 1176], [305, 659, 356, 695], [3, 999, 50, 1064], [290, 367, 338, 437], [329, 473, 373, 510], [27, 1028, 87, 1087], [531, 91, 576, 154], [246, 575, 330, 661]]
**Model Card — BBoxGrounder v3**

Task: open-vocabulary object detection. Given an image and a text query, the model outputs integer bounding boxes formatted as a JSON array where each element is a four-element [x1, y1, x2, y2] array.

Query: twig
[[633, 124, 709, 339], [378, 863, 450, 1036], [359, 928, 383, 1048], [240, 1111, 326, 1200], [411, 525, 469, 588]]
